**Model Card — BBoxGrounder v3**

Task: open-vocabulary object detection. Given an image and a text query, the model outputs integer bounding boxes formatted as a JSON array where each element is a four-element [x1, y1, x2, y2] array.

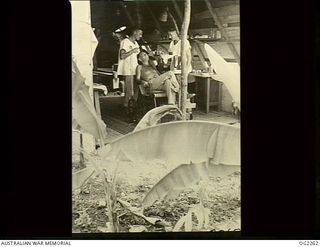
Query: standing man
[[168, 28, 192, 73], [117, 26, 143, 112]]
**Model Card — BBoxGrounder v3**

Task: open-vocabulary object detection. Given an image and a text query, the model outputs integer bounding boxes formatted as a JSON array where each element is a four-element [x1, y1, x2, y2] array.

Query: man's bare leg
[[163, 79, 176, 104], [124, 75, 134, 107], [150, 71, 179, 91]]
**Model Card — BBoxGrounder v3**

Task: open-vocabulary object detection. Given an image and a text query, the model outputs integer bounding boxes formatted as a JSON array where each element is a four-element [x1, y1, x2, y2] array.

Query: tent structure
[[90, 0, 240, 113], [205, 43, 240, 109], [71, 0, 98, 88], [71, 0, 241, 151]]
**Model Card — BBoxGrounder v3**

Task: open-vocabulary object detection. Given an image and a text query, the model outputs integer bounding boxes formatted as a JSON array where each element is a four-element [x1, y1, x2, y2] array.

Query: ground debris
[[97, 199, 106, 208], [72, 160, 240, 233]]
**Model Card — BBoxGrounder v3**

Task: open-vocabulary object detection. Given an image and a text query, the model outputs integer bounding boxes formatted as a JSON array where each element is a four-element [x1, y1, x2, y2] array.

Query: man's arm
[[120, 48, 140, 60], [119, 39, 140, 60]]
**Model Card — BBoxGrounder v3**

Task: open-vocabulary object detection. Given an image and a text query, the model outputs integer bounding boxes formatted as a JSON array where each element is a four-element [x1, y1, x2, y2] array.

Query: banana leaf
[[134, 105, 182, 132], [142, 161, 239, 207], [72, 167, 95, 190], [99, 120, 240, 169], [72, 59, 107, 140]]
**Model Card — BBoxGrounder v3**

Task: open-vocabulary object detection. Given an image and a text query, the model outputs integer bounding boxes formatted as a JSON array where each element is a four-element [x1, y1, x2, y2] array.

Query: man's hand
[[120, 47, 140, 60], [132, 47, 140, 54], [139, 80, 149, 87]]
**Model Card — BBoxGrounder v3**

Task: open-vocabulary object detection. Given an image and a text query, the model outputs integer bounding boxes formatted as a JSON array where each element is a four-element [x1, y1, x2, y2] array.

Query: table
[[189, 72, 222, 113], [93, 67, 113, 76]]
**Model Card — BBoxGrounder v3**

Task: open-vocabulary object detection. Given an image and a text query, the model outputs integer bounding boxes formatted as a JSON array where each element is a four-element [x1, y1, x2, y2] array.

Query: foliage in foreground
[[73, 150, 240, 232]]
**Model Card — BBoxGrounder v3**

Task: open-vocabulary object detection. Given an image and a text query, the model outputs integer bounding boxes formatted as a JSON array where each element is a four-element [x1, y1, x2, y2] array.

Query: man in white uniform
[[168, 29, 192, 73], [167, 29, 195, 108], [117, 27, 143, 109]]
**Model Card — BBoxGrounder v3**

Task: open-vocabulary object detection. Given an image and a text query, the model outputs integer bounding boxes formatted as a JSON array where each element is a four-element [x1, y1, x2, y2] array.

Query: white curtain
[[71, 0, 98, 152], [71, 0, 98, 88]]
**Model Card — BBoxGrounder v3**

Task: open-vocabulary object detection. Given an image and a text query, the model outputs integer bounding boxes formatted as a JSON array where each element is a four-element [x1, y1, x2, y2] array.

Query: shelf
[[150, 40, 171, 44], [93, 67, 113, 76], [191, 38, 223, 42], [149, 38, 238, 44]]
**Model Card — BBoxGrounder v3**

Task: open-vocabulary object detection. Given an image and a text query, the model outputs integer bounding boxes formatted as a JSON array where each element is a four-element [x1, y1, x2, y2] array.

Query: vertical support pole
[[176, 74, 182, 108], [180, 0, 191, 120], [206, 78, 210, 114], [218, 81, 222, 112], [93, 89, 102, 119], [79, 133, 85, 169]]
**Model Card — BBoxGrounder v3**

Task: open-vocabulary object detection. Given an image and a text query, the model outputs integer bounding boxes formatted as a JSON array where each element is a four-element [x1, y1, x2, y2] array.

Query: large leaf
[[173, 204, 211, 232], [99, 121, 240, 169], [72, 59, 107, 140], [193, 204, 210, 230], [72, 167, 95, 190], [184, 211, 192, 231], [134, 105, 182, 132], [141, 161, 239, 207]]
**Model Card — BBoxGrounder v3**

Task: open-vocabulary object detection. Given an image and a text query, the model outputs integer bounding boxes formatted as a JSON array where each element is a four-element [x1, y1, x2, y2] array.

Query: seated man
[[136, 50, 179, 105]]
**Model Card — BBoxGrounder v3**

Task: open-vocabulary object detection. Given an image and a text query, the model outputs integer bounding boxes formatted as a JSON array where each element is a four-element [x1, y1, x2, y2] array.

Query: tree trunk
[[180, 0, 191, 120]]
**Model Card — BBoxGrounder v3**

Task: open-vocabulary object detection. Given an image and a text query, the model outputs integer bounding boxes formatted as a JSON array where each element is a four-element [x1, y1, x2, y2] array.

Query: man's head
[[137, 50, 149, 64], [168, 29, 179, 41], [130, 27, 143, 41]]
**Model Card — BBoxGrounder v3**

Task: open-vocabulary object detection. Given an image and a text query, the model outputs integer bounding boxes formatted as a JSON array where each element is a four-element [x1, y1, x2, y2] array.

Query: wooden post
[[180, 0, 191, 120], [79, 133, 85, 169], [204, 0, 240, 64]]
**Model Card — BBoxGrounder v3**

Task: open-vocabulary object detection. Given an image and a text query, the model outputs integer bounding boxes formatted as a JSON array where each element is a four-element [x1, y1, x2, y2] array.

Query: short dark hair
[[137, 49, 149, 64], [137, 49, 148, 58]]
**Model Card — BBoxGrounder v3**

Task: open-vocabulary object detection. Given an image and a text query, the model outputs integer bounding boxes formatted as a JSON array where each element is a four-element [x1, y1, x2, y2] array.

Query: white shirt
[[117, 38, 139, 76], [169, 39, 192, 73]]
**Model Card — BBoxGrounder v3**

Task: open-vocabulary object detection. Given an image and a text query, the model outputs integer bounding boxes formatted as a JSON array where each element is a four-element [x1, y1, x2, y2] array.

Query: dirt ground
[[72, 156, 240, 233]]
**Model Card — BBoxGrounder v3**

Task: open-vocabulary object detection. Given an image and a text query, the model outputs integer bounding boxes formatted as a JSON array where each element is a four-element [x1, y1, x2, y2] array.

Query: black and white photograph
[[71, 0, 240, 233]]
